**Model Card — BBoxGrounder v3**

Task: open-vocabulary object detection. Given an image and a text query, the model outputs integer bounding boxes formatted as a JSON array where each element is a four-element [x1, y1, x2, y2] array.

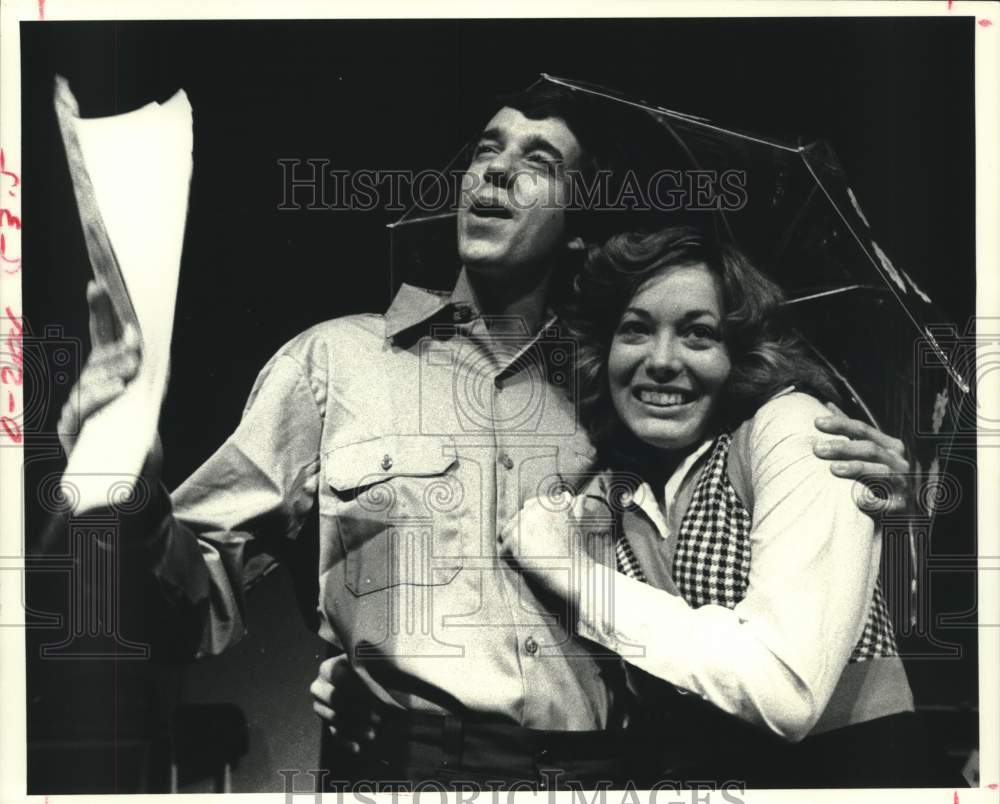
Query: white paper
[[63, 91, 193, 513]]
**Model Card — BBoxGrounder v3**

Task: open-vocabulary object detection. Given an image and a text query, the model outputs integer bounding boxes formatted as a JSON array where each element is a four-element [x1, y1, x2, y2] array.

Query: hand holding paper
[[55, 77, 192, 513], [57, 281, 142, 455]]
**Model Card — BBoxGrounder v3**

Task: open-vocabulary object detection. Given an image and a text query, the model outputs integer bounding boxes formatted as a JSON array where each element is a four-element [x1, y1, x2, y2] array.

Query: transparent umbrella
[[388, 74, 973, 569]]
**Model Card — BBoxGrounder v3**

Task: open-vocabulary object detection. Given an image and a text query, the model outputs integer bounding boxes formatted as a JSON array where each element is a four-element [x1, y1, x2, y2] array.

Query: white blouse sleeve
[[577, 392, 880, 741]]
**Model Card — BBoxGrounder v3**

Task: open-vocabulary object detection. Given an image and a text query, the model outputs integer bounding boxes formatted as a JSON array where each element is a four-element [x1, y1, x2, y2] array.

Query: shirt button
[[524, 636, 539, 656], [499, 453, 514, 470], [381, 454, 393, 470]]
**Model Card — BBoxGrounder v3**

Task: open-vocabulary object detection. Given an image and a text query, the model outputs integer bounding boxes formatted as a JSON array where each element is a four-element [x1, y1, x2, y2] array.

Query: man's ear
[[565, 236, 586, 252]]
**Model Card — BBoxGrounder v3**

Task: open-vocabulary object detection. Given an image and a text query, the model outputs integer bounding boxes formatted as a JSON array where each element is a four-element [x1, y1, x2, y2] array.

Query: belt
[[338, 708, 630, 789]]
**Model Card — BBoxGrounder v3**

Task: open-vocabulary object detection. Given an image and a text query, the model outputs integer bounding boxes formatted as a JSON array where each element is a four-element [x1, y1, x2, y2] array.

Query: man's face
[[457, 107, 583, 279]]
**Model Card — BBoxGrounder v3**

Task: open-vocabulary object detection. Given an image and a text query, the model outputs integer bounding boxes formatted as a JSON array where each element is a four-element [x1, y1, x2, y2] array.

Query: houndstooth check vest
[[669, 432, 898, 663]]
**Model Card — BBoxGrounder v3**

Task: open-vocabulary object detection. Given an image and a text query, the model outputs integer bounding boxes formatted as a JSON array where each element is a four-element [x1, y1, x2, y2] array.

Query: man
[[59, 83, 909, 788]]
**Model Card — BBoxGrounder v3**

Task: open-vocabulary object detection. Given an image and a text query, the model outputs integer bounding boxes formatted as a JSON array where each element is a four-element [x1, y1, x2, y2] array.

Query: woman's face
[[608, 262, 732, 452]]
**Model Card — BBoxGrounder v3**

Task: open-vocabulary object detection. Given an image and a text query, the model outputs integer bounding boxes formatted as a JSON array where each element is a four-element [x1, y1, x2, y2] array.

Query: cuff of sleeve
[[577, 564, 654, 660], [84, 478, 179, 569], [110, 478, 176, 552]]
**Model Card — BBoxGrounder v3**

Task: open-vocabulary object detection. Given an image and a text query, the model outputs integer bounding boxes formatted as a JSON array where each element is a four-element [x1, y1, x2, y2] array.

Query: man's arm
[[58, 281, 324, 659], [154, 349, 323, 656]]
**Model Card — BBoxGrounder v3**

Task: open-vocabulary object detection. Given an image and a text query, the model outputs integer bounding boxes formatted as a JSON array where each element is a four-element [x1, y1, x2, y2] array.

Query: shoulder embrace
[[735, 391, 863, 512], [738, 390, 830, 458], [751, 390, 829, 430]]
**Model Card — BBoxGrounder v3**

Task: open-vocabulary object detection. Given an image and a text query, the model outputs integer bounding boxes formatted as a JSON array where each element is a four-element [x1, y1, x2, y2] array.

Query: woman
[[497, 225, 930, 787]]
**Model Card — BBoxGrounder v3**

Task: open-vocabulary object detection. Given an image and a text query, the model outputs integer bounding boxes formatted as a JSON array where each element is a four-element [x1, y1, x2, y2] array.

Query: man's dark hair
[[492, 80, 685, 303], [498, 81, 616, 185], [498, 81, 674, 239]]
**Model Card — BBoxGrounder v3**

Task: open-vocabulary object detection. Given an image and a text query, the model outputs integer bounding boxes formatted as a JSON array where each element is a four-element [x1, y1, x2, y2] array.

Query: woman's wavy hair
[[562, 225, 841, 466]]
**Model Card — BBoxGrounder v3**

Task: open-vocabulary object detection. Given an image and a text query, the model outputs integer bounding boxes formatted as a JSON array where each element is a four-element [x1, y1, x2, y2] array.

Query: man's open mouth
[[470, 199, 514, 219]]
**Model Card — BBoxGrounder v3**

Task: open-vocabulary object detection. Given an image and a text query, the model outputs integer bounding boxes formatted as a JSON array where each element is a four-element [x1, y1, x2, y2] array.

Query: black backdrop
[[20, 17, 979, 792]]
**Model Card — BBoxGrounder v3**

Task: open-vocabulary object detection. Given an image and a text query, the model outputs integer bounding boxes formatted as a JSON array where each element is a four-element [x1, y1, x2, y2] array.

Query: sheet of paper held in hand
[[54, 76, 193, 513]]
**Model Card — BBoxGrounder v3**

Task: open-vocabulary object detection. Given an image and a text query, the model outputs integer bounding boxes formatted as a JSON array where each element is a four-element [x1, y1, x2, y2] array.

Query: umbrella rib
[[798, 334, 882, 430], [784, 285, 874, 304], [771, 183, 821, 266], [799, 150, 928, 328], [798, 152, 971, 394], [542, 73, 802, 154], [386, 211, 457, 228]]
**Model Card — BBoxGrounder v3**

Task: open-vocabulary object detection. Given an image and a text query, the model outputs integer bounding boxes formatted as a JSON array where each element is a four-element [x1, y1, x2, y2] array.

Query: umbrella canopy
[[387, 74, 972, 533]]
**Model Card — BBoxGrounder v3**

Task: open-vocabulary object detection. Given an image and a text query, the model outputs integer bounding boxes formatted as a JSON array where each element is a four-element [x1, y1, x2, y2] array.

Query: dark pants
[[320, 708, 629, 791], [318, 672, 955, 790], [628, 685, 955, 789]]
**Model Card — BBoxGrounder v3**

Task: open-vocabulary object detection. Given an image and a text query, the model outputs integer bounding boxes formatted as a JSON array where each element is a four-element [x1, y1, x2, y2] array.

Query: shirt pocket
[[325, 434, 464, 596]]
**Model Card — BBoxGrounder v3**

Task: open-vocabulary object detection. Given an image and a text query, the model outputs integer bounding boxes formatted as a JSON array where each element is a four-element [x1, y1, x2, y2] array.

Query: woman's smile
[[608, 262, 732, 451]]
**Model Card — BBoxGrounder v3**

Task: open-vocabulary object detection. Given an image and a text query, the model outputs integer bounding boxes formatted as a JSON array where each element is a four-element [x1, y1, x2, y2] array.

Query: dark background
[[20, 18, 979, 792]]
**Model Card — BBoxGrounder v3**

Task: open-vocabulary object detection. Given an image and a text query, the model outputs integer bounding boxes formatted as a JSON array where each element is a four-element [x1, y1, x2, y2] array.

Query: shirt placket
[[488, 322, 579, 726], [449, 312, 603, 728]]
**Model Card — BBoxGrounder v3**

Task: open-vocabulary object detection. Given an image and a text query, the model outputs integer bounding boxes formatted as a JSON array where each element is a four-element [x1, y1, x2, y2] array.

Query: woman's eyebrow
[[622, 307, 719, 320], [677, 309, 721, 323]]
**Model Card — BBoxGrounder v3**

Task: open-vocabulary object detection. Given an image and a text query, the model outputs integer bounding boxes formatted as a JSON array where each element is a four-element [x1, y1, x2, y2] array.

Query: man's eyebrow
[[521, 135, 565, 161], [474, 128, 565, 162], [477, 127, 503, 143]]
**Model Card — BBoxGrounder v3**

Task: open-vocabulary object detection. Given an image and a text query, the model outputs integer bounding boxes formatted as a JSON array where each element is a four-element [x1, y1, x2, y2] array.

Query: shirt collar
[[384, 268, 484, 340], [383, 283, 454, 340], [580, 436, 716, 541], [384, 267, 558, 342]]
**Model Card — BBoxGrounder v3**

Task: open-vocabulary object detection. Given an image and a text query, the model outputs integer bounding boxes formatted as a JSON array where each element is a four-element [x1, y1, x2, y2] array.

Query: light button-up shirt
[[144, 270, 626, 731]]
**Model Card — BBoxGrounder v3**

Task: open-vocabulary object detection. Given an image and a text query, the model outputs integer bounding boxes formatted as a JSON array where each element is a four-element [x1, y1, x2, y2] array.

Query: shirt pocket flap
[[325, 434, 457, 493]]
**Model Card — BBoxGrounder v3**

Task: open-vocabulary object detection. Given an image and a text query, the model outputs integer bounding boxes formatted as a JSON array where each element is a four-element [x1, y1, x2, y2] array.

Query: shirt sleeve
[[577, 392, 880, 742], [139, 350, 323, 658]]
